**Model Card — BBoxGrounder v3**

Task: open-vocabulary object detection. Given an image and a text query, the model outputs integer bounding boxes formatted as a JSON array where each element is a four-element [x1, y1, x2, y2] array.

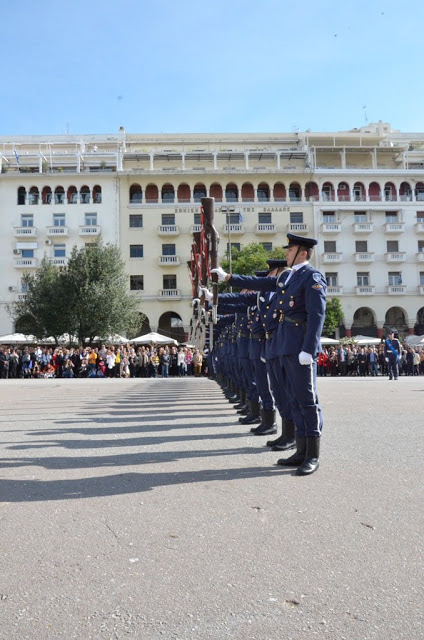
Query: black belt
[[265, 329, 277, 340], [250, 334, 264, 341], [280, 312, 306, 326]]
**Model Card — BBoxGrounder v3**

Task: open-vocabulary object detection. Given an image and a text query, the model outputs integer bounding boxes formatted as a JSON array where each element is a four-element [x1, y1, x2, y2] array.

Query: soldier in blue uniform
[[384, 329, 401, 380]]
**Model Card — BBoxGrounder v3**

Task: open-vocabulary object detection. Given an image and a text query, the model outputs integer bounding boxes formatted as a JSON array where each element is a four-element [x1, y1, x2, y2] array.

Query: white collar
[[291, 260, 309, 272]]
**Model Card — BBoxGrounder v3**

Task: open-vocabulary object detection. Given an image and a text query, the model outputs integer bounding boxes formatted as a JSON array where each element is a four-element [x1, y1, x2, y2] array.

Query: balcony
[[46, 226, 69, 237], [158, 255, 181, 266], [190, 224, 202, 233], [327, 286, 343, 295], [255, 223, 276, 234], [158, 289, 181, 300], [14, 226, 38, 238], [385, 252, 406, 263], [49, 257, 68, 267], [355, 285, 375, 295], [415, 222, 424, 233], [321, 252, 343, 263], [14, 257, 38, 268], [79, 225, 101, 236], [321, 223, 341, 234], [288, 223, 309, 233], [223, 224, 244, 233], [158, 225, 180, 236], [353, 223, 373, 233], [321, 193, 335, 202], [387, 285, 406, 294], [416, 252, 424, 262], [354, 252, 375, 264], [384, 223, 404, 233]]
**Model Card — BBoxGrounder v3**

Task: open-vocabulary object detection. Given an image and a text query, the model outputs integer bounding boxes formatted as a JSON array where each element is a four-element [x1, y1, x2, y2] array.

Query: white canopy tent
[[320, 337, 340, 345], [404, 334, 424, 347], [351, 335, 382, 346], [131, 332, 178, 346], [0, 332, 37, 344]]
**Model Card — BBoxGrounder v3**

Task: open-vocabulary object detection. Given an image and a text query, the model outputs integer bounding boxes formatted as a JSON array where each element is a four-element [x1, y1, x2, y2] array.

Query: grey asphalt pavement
[[0, 377, 422, 640]]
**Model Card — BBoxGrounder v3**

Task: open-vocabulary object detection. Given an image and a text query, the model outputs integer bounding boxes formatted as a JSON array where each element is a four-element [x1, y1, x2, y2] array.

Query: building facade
[[1, 121, 424, 339]]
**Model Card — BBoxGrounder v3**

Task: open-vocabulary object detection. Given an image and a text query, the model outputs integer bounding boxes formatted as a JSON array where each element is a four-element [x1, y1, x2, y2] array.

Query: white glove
[[191, 298, 200, 307], [210, 266, 228, 281], [198, 286, 213, 301], [299, 351, 313, 365], [385, 357, 389, 362]]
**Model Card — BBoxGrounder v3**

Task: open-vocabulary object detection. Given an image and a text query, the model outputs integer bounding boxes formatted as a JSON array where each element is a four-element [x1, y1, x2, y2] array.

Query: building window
[[225, 186, 238, 202], [385, 211, 398, 223], [226, 212, 241, 224], [162, 187, 175, 203], [324, 240, 336, 253], [326, 272, 338, 286], [130, 275, 144, 290], [226, 242, 241, 254], [357, 272, 369, 286], [388, 271, 402, 286], [418, 240, 424, 253], [129, 214, 143, 228], [162, 213, 175, 225], [53, 213, 65, 227], [355, 240, 368, 252], [257, 186, 269, 201], [420, 272, 424, 286], [80, 186, 90, 204], [17, 187, 26, 205], [21, 214, 34, 227], [193, 213, 201, 225], [387, 240, 399, 252], [417, 212, 424, 223], [93, 185, 102, 203], [290, 212, 303, 223], [54, 187, 65, 204], [323, 212, 335, 223], [85, 213, 97, 226], [163, 275, 177, 289], [260, 242, 273, 252], [130, 245, 144, 258], [28, 188, 39, 205], [21, 249, 34, 258], [162, 243, 176, 256], [54, 243, 66, 257], [193, 187, 206, 202], [354, 212, 367, 223], [258, 212, 272, 224]]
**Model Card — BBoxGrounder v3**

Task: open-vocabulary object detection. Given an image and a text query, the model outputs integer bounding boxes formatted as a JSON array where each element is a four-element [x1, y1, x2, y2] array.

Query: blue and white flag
[[13, 147, 20, 166], [238, 211, 243, 223]]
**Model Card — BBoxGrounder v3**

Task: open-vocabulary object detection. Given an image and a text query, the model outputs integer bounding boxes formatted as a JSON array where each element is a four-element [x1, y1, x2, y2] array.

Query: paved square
[[0, 377, 422, 639]]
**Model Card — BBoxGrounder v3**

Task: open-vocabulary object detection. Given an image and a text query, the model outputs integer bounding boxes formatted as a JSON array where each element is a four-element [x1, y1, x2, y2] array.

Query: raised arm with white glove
[[298, 351, 313, 365], [210, 266, 228, 281], [198, 286, 213, 301], [191, 298, 200, 307]]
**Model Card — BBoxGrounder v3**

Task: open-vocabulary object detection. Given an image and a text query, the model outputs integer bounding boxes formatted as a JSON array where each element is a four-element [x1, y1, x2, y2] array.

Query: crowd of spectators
[[318, 344, 424, 377], [0, 344, 208, 379]]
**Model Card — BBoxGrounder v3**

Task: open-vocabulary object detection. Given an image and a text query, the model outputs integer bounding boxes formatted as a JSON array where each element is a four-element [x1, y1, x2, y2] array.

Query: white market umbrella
[[404, 334, 424, 347], [0, 332, 37, 344], [351, 335, 382, 346], [90, 334, 128, 344], [320, 337, 340, 345], [131, 331, 178, 346]]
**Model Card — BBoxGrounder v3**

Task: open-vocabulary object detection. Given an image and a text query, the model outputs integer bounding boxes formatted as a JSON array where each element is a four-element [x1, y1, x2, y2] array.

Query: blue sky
[[1, 0, 423, 136]]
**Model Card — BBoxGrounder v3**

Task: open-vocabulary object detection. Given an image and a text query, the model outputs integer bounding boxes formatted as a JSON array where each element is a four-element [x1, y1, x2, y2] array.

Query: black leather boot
[[239, 401, 261, 424], [296, 437, 320, 476], [277, 436, 307, 466], [253, 408, 277, 436], [251, 408, 264, 433], [271, 419, 296, 451], [234, 389, 246, 409]]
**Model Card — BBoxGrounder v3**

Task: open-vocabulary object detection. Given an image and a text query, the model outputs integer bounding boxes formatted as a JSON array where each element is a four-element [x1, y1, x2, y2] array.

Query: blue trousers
[[251, 358, 274, 410], [266, 357, 292, 420], [280, 355, 322, 438]]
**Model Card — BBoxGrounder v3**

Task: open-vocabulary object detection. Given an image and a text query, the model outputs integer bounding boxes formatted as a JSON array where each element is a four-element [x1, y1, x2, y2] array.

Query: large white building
[[1, 121, 424, 340]]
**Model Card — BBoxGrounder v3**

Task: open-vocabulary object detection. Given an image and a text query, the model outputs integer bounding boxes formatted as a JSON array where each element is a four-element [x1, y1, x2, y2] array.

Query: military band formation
[[194, 227, 327, 477]]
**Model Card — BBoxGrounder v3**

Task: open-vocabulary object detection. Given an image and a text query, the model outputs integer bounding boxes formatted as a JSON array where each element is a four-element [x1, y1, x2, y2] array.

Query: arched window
[[54, 186, 65, 204], [162, 184, 175, 203], [93, 185, 102, 203], [384, 182, 396, 202], [158, 311, 185, 343], [17, 186, 27, 205], [416, 182, 424, 201], [28, 186, 39, 205], [321, 182, 334, 202], [305, 182, 319, 201], [210, 184, 222, 201], [337, 182, 350, 201], [177, 183, 191, 203], [241, 182, 254, 201], [399, 182, 412, 201], [67, 186, 78, 204], [145, 184, 158, 203], [80, 185, 90, 204], [193, 183, 206, 202], [130, 184, 142, 203], [368, 182, 381, 202], [257, 182, 269, 201], [289, 182, 301, 201], [273, 182, 286, 202], [42, 186, 52, 204], [353, 182, 366, 201], [225, 183, 238, 202]]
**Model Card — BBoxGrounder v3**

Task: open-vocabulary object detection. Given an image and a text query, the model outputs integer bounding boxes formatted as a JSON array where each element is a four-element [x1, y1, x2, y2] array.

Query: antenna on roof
[[362, 105, 368, 125]]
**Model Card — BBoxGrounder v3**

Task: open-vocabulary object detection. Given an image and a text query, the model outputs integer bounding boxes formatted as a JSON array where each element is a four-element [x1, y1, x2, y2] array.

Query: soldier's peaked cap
[[266, 259, 288, 269], [283, 233, 318, 249]]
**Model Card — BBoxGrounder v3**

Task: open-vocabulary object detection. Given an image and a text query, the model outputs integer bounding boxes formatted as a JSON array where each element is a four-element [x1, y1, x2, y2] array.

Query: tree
[[221, 242, 286, 276], [9, 240, 143, 345], [323, 297, 344, 336]]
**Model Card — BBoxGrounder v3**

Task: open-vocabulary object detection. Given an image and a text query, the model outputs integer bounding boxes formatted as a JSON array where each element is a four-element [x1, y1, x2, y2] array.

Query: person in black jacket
[[384, 329, 401, 380]]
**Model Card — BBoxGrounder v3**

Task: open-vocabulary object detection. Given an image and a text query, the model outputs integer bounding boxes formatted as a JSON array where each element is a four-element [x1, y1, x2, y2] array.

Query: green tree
[[323, 297, 344, 336], [221, 242, 286, 276], [9, 256, 70, 342], [9, 240, 143, 345]]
